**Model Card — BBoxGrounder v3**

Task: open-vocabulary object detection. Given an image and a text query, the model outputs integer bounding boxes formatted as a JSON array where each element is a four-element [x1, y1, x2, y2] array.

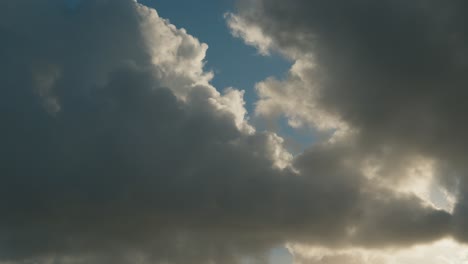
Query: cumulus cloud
[[0, 0, 461, 263], [225, 12, 273, 56], [231, 0, 468, 161], [227, 0, 468, 261]]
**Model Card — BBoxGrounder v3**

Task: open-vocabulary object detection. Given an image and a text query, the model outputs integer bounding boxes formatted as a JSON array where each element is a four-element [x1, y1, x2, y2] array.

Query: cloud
[[231, 0, 468, 156], [0, 0, 459, 263], [288, 239, 468, 264], [225, 12, 273, 56], [230, 0, 468, 242]]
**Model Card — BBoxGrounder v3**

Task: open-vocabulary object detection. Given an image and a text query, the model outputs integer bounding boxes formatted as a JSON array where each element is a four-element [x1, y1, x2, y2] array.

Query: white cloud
[[288, 239, 468, 264], [225, 13, 273, 56]]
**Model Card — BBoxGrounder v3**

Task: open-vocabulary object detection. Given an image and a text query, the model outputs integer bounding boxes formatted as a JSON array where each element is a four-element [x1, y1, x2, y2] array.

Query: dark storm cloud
[[0, 0, 456, 263], [232, 0, 468, 243], [234, 0, 468, 153], [235, 0, 468, 157]]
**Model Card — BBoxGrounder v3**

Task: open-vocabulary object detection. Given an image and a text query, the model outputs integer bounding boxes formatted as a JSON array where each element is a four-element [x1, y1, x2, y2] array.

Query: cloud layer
[[228, 0, 468, 262], [0, 0, 464, 263]]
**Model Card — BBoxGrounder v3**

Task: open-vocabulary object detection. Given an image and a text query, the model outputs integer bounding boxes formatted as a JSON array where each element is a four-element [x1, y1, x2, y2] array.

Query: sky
[[139, 0, 314, 152], [3, 0, 468, 264], [139, 0, 290, 107]]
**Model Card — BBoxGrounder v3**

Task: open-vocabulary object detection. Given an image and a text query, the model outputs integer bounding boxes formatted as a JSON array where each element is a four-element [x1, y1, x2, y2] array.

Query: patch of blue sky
[[269, 247, 293, 264], [138, 0, 291, 114], [139, 0, 319, 152], [278, 116, 318, 154]]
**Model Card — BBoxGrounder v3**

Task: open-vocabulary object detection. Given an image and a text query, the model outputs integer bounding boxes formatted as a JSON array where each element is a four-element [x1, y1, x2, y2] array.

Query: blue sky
[[139, 0, 317, 154], [139, 0, 290, 113]]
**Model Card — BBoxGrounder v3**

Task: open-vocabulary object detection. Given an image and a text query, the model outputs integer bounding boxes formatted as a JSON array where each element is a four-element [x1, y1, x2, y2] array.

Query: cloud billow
[[228, 0, 468, 261], [0, 0, 458, 263]]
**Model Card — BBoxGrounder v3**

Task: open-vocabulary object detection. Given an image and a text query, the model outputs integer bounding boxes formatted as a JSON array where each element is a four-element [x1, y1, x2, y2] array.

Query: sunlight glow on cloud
[[288, 239, 468, 264], [225, 13, 273, 56]]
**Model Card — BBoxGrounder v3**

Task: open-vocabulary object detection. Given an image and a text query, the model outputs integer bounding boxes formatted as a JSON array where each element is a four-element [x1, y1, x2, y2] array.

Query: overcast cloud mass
[[1, 0, 468, 263]]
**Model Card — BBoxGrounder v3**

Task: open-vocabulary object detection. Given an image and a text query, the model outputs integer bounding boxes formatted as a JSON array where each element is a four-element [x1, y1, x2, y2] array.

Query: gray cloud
[[233, 0, 468, 158], [231, 0, 468, 243], [0, 0, 456, 263]]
